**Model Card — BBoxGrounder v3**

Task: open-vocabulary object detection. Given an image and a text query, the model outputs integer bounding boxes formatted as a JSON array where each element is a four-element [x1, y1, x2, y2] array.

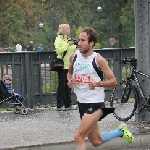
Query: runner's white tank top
[[72, 50, 105, 103]]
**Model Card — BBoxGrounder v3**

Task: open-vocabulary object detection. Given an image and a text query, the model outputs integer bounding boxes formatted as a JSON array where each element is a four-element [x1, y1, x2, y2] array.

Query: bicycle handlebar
[[116, 57, 137, 66]]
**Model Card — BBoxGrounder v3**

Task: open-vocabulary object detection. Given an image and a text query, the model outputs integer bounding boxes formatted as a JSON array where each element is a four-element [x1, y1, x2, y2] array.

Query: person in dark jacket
[[26, 41, 34, 51]]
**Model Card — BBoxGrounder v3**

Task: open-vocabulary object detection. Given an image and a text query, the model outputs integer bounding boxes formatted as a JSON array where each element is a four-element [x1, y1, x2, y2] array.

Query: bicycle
[[110, 57, 150, 122]]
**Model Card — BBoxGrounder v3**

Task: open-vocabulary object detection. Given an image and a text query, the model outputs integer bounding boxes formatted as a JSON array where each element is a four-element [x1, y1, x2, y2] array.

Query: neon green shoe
[[119, 123, 134, 143]]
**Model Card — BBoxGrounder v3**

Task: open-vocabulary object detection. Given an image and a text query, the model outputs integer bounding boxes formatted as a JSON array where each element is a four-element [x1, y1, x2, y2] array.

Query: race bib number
[[74, 74, 91, 84]]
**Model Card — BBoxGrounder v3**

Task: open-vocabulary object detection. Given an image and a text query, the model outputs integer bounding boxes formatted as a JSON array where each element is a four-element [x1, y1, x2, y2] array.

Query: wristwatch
[[100, 81, 104, 87]]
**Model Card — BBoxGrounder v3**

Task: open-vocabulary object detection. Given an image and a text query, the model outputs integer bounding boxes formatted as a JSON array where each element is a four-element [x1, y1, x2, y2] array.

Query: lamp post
[[97, 0, 115, 46], [39, 22, 43, 28], [97, 0, 102, 12], [50, 6, 53, 51], [39, 17, 43, 28], [39, 16, 43, 44], [110, 0, 113, 38]]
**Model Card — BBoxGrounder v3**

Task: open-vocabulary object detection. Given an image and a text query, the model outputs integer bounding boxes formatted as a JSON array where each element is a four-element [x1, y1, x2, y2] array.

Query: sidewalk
[[0, 107, 150, 150]]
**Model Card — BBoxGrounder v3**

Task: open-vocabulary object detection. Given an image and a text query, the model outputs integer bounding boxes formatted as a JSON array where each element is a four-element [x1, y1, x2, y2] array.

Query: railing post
[[24, 53, 32, 108], [0, 50, 135, 108], [135, 0, 150, 121]]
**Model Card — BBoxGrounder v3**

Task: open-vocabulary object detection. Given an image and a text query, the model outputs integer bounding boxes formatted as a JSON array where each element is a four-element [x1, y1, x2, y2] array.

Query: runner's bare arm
[[94, 54, 117, 87]]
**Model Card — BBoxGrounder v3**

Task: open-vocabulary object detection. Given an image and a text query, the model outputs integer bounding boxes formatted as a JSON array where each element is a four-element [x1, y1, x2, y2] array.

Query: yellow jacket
[[54, 35, 77, 69]]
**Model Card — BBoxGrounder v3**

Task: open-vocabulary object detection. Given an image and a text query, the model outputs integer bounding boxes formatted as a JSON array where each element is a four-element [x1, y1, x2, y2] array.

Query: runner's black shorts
[[78, 102, 115, 121]]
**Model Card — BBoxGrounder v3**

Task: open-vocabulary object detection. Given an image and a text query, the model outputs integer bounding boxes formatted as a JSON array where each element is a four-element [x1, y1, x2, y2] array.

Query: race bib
[[74, 74, 91, 84]]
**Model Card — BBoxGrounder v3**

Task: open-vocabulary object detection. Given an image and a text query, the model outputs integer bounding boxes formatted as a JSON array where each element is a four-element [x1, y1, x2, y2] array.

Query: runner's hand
[[67, 79, 74, 88], [88, 82, 96, 90]]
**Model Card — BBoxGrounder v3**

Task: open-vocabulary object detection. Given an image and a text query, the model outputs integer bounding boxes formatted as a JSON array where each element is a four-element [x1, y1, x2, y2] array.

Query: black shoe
[[57, 106, 66, 111], [65, 105, 78, 110]]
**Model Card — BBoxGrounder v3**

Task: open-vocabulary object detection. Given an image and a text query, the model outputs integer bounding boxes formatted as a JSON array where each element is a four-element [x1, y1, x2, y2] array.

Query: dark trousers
[[57, 69, 71, 108]]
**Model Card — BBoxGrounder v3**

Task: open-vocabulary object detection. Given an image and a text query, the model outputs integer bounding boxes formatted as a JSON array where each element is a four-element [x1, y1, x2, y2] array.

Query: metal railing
[[0, 48, 135, 108]]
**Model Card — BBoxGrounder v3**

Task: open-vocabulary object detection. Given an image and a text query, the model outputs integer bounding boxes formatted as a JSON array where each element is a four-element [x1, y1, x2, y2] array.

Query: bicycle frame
[[128, 67, 150, 113], [111, 58, 150, 121]]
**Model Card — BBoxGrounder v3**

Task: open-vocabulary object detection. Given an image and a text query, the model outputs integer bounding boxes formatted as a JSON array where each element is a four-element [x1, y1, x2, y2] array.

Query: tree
[[0, 0, 135, 49], [0, 0, 36, 48], [120, 0, 135, 47], [3, 3, 25, 46]]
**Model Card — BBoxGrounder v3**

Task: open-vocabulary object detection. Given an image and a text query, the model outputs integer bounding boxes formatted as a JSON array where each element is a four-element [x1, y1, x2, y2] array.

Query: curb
[[1, 133, 150, 150], [0, 107, 150, 150]]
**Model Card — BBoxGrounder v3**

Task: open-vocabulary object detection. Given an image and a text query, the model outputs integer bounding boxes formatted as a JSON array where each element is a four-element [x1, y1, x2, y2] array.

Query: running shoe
[[119, 123, 134, 143]]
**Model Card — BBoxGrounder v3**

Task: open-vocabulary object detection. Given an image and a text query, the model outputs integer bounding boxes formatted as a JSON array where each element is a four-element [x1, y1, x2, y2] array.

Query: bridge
[[0, 0, 150, 122], [0, 48, 134, 107]]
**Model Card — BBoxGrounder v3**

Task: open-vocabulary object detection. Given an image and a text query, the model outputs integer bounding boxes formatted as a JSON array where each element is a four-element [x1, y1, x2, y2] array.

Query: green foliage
[[0, 107, 13, 111], [94, 43, 101, 49], [3, 3, 25, 46], [42, 71, 58, 93], [75, 26, 82, 40], [120, 1, 135, 47], [122, 65, 132, 80], [0, 0, 135, 50]]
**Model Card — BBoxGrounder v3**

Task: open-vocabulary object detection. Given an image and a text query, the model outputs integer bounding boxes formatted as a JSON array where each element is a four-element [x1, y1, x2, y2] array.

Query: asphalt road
[[115, 145, 150, 150], [0, 104, 150, 150]]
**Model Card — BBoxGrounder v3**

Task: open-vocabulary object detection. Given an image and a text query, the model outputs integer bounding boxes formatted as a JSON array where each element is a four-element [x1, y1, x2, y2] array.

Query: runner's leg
[[74, 109, 103, 150]]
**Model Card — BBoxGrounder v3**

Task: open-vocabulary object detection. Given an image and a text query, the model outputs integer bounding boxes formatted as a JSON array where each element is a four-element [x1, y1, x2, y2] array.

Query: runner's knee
[[91, 140, 103, 147], [89, 137, 103, 147], [74, 133, 84, 143]]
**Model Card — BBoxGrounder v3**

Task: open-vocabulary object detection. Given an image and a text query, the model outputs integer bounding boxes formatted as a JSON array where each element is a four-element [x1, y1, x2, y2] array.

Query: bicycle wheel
[[110, 80, 138, 122]]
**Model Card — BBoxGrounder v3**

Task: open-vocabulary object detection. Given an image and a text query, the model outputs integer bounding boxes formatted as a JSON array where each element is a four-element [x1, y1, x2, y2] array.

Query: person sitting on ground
[[3, 75, 23, 103]]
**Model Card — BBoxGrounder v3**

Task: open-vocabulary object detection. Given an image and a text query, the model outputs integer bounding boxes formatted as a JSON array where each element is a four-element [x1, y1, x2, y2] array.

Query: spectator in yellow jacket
[[54, 24, 77, 111]]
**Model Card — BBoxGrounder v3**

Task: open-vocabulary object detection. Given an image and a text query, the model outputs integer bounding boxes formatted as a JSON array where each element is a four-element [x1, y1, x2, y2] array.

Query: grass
[[0, 101, 78, 111], [38, 101, 78, 108], [0, 107, 14, 111]]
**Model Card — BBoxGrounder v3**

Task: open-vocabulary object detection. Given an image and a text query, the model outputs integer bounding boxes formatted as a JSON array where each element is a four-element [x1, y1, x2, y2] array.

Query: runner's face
[[78, 32, 91, 54]]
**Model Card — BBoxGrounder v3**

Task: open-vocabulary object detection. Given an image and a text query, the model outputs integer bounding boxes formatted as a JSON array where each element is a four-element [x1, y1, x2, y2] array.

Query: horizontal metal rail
[[0, 48, 135, 108]]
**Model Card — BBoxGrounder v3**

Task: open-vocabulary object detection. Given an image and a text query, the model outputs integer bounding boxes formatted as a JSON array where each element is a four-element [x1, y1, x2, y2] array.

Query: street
[[0, 106, 150, 150], [115, 145, 150, 150]]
